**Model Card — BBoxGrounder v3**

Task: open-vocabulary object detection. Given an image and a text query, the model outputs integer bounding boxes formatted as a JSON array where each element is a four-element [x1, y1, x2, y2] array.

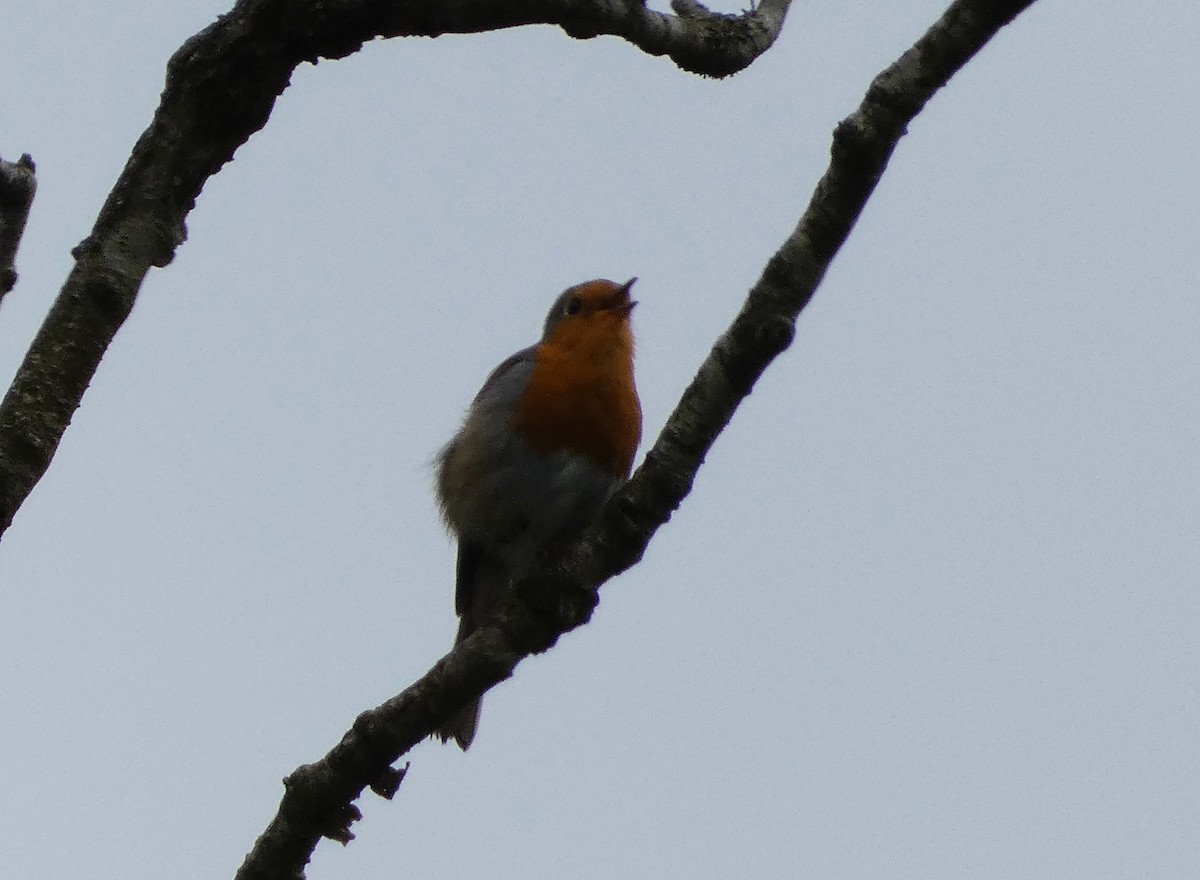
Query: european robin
[[435, 278, 642, 749]]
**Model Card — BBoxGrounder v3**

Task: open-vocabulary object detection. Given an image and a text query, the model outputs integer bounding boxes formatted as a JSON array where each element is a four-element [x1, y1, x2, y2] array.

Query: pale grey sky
[[2, 2, 1198, 878]]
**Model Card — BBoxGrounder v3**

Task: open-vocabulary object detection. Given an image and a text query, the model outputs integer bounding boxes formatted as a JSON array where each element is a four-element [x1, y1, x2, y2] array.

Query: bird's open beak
[[608, 277, 637, 316]]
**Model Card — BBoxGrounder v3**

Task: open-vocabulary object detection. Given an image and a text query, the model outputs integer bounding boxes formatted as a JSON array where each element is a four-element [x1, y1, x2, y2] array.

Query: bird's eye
[[564, 296, 583, 316]]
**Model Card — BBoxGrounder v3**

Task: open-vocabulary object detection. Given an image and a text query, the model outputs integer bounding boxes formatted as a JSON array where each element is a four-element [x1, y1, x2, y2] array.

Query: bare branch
[[0, 154, 37, 302], [614, 0, 1044, 551], [0, 0, 790, 539], [234, 1, 1040, 877]]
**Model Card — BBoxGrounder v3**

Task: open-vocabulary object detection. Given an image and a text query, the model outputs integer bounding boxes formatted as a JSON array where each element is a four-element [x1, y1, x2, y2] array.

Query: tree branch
[[234, 1, 1040, 877], [0, 0, 791, 540], [0, 153, 37, 302]]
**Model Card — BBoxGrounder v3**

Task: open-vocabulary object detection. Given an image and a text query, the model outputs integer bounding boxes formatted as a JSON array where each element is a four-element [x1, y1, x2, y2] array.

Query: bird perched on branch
[[435, 278, 642, 749]]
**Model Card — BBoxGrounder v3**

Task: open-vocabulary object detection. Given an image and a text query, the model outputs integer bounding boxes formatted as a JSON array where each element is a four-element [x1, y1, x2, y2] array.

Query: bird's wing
[[471, 345, 536, 409]]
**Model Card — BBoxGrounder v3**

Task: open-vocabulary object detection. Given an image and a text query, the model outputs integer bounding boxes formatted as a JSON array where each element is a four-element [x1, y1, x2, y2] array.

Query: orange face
[[512, 279, 642, 477], [541, 278, 637, 343]]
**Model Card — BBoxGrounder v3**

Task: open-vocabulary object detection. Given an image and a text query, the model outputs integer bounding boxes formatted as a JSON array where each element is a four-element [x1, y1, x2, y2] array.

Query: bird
[[434, 277, 642, 750]]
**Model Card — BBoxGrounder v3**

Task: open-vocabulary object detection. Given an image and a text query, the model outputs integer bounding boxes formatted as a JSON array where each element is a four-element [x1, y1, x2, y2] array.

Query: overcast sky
[[2, 2, 1198, 878]]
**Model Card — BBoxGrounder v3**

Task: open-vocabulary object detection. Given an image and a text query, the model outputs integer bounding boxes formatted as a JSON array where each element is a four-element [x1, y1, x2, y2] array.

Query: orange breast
[[509, 317, 641, 477]]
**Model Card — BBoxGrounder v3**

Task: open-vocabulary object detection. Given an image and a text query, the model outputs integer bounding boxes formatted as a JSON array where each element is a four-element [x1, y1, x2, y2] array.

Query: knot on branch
[[368, 763, 409, 800], [281, 765, 363, 845], [831, 114, 895, 172]]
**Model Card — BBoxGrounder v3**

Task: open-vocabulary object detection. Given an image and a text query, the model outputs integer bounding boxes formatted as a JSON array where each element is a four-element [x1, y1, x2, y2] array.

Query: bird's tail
[[437, 698, 482, 751], [436, 544, 510, 750], [436, 611, 486, 750]]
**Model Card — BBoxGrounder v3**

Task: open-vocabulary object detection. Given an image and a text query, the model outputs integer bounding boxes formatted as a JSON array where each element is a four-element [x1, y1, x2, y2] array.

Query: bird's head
[[541, 278, 637, 343]]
